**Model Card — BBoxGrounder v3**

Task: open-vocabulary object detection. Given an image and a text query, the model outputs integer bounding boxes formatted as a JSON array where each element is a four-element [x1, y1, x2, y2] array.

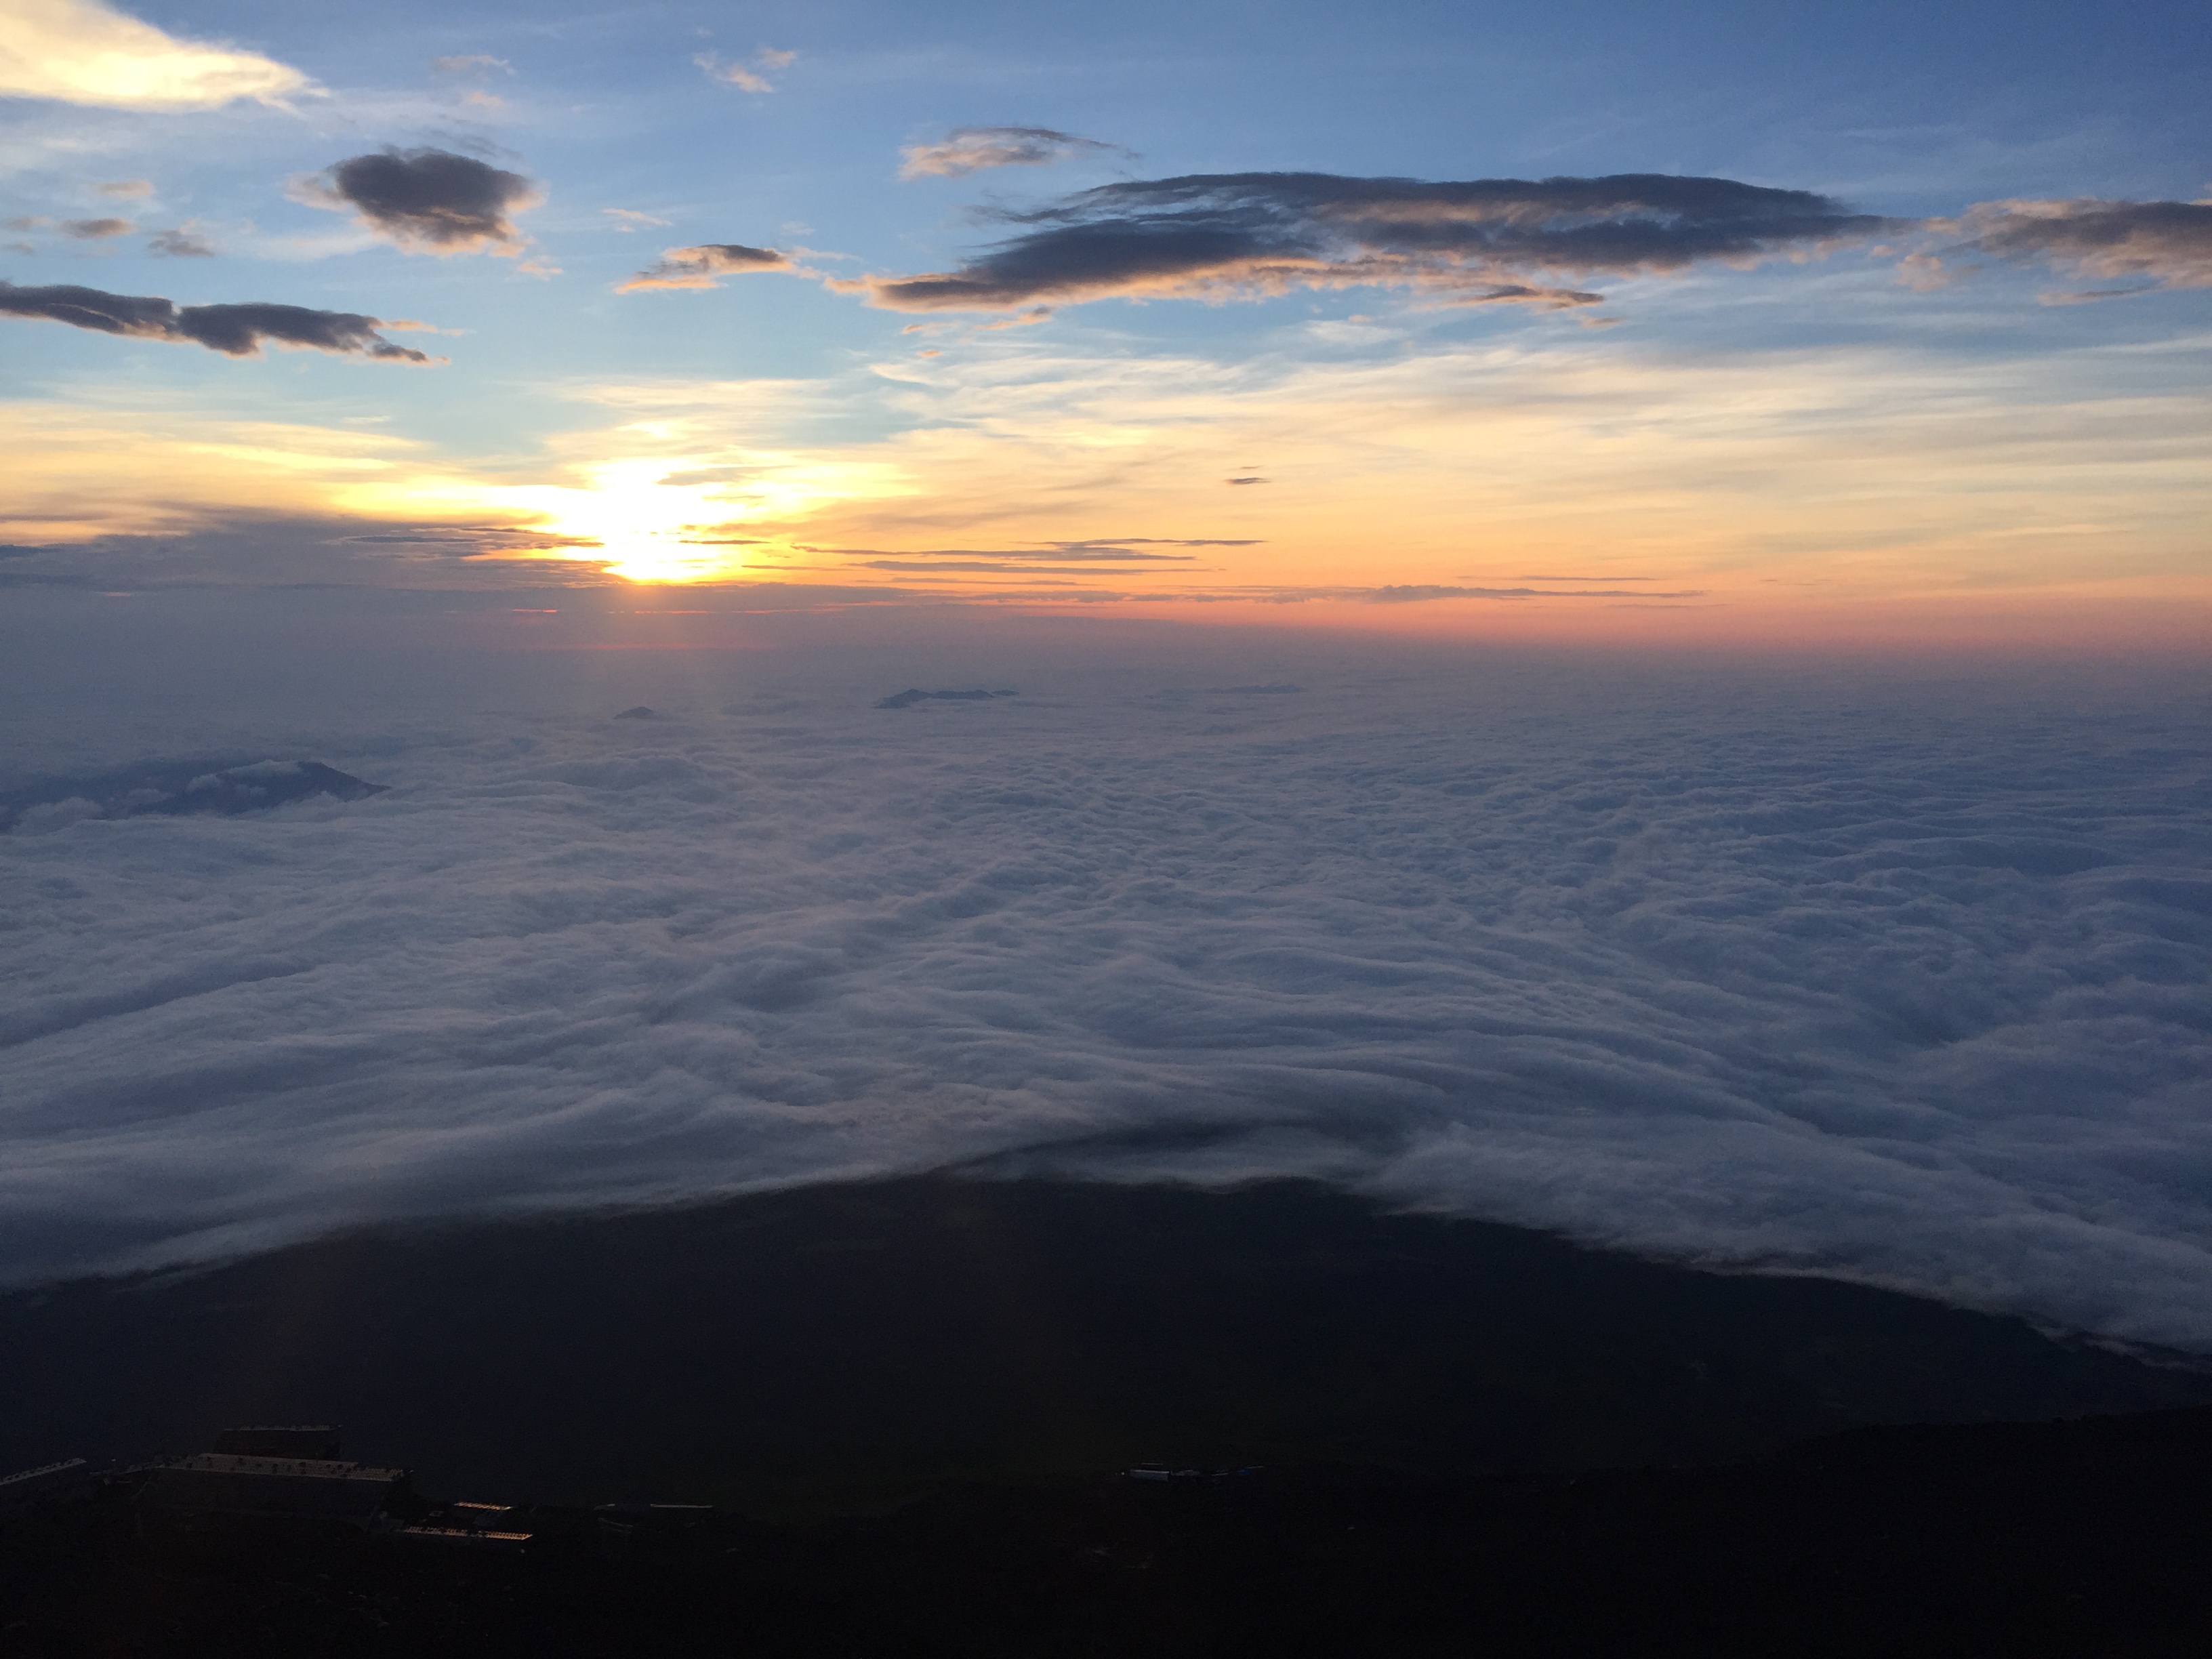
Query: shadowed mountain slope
[[4, 1179, 2204, 1511]]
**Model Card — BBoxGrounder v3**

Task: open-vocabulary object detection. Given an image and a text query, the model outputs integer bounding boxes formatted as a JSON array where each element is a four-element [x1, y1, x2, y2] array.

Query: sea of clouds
[[2, 605, 2208, 1349]]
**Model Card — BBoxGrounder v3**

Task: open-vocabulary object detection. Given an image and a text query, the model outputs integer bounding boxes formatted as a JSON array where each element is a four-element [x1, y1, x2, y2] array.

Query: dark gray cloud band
[[830, 171, 1898, 312], [298, 147, 541, 254], [631, 172, 2209, 319], [0, 282, 434, 361]]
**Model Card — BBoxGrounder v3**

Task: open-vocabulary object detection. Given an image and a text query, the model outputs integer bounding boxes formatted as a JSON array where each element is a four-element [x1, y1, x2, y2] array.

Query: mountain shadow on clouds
[[3, 758, 384, 833]]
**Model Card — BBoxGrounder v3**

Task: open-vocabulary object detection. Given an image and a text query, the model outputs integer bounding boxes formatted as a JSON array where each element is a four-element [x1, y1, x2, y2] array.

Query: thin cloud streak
[[618, 243, 797, 292], [694, 45, 794, 93], [899, 126, 1130, 180]]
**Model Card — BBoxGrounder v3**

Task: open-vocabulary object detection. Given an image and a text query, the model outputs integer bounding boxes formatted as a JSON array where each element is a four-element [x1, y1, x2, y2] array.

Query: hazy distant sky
[[3, 0, 2207, 648]]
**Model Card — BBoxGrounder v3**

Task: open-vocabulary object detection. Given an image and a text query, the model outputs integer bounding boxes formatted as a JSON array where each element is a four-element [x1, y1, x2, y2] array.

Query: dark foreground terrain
[[9, 1179, 2212, 1654], [5, 1179, 2207, 1507], [6, 1408, 2212, 1657]]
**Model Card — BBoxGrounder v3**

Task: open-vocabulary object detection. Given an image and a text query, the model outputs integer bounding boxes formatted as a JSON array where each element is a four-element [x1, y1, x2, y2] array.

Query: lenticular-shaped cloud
[[0, 0, 313, 110], [900, 126, 1129, 180], [295, 148, 542, 256], [617, 242, 797, 291], [833, 171, 1897, 313], [1, 651, 2209, 1355], [1930, 197, 2212, 300], [0, 281, 436, 361]]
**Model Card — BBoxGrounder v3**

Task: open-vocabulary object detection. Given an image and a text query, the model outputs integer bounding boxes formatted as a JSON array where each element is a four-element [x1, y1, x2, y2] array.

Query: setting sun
[[476, 460, 745, 581]]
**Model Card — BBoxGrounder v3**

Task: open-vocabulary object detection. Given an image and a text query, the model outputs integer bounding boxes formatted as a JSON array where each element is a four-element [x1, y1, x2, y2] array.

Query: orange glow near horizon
[[474, 461, 751, 582], [5, 321, 2207, 651]]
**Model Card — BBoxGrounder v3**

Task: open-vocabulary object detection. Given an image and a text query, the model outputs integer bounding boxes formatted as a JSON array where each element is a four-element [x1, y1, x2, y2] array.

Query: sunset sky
[[6, 3, 2212, 1354], [3, 0, 2207, 647]]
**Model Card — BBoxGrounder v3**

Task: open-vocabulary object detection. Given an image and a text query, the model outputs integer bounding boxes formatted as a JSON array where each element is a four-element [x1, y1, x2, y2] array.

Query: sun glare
[[428, 453, 914, 583], [481, 459, 752, 582]]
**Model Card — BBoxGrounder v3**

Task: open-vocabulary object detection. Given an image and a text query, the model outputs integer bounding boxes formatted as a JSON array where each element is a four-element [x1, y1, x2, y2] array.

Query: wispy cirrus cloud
[[0, 281, 436, 361], [829, 171, 1898, 314], [293, 148, 543, 257], [0, 0, 314, 110], [1918, 196, 2212, 302], [899, 126, 1131, 180], [694, 45, 794, 94], [146, 224, 216, 258], [5, 215, 133, 239], [617, 242, 797, 291], [428, 52, 513, 110]]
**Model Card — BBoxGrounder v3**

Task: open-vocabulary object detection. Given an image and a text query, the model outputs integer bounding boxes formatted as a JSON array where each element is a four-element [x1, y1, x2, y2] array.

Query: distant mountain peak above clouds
[[3, 758, 384, 833], [875, 688, 1018, 708]]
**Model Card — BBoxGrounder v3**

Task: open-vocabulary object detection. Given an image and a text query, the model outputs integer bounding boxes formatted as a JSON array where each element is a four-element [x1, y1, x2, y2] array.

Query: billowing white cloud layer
[[1, 639, 2207, 1351]]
